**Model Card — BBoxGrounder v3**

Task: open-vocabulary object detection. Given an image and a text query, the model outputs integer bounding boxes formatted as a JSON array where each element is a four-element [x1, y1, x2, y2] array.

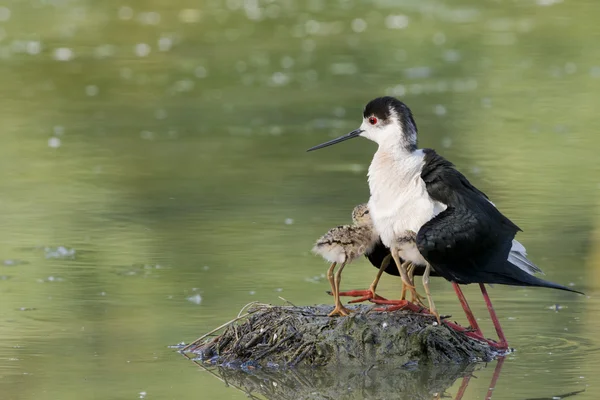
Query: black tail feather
[[487, 261, 584, 295]]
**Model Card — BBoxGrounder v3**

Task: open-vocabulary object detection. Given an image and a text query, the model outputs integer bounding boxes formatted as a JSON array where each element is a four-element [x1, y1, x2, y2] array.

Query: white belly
[[397, 240, 428, 266], [367, 149, 447, 263]]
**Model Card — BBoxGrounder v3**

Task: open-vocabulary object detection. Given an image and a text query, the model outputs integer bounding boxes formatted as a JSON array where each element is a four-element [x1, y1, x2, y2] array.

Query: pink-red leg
[[369, 298, 426, 313], [454, 374, 472, 400], [452, 283, 482, 334], [336, 289, 387, 303], [479, 283, 509, 350], [486, 356, 506, 399], [451, 283, 508, 349]]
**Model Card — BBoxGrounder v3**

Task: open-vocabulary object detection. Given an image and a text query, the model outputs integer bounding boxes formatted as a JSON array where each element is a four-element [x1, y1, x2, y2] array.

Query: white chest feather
[[367, 149, 447, 251]]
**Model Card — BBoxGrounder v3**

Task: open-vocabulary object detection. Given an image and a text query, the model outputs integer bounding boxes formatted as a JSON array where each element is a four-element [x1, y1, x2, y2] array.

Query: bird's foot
[[409, 287, 427, 308], [369, 299, 427, 313], [443, 320, 509, 351], [328, 304, 353, 317], [330, 288, 387, 304]]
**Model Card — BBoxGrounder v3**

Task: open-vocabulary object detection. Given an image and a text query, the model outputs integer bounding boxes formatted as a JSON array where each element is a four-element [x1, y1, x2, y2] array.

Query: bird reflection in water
[[191, 356, 511, 400]]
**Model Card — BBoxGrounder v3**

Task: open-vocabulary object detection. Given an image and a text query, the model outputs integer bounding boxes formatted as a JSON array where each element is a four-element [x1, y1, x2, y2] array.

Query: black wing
[[416, 149, 520, 275], [416, 149, 580, 293]]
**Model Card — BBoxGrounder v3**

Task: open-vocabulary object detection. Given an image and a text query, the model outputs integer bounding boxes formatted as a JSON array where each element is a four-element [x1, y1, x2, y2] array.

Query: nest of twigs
[[181, 303, 496, 369]]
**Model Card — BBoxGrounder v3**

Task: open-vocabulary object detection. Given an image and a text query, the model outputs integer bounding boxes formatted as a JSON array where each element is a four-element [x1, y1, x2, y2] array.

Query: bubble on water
[[388, 84, 406, 97], [305, 20, 320, 35], [265, 4, 280, 18], [134, 43, 151, 57], [118, 6, 133, 20], [441, 137, 452, 148], [590, 66, 600, 78], [404, 66, 432, 79], [481, 97, 492, 108], [284, 218, 294, 225], [434, 104, 447, 116], [351, 18, 367, 33], [304, 70, 318, 82], [243, 0, 262, 20], [270, 72, 289, 86], [235, 61, 247, 73], [433, 32, 446, 45], [94, 44, 115, 59], [85, 85, 99, 96], [140, 131, 154, 140], [155, 109, 167, 120], [385, 15, 409, 30], [45, 246, 75, 258], [139, 391, 147, 399], [0, 7, 11, 22], [139, 11, 160, 25], [53, 47, 74, 61], [281, 56, 294, 69], [302, 39, 316, 52], [537, 0, 562, 5], [179, 9, 201, 23], [249, 290, 256, 295], [174, 79, 194, 92], [409, 84, 423, 95], [120, 68, 133, 80], [330, 62, 357, 75], [333, 107, 346, 118], [158, 36, 172, 52], [443, 50, 461, 63], [194, 66, 207, 78], [48, 137, 61, 148], [564, 62, 577, 74], [26, 41, 41, 55], [187, 294, 202, 304], [226, 0, 243, 10]]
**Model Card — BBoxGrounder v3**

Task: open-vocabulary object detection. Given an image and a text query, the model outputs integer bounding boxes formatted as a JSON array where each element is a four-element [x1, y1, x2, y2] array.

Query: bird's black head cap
[[363, 96, 418, 151]]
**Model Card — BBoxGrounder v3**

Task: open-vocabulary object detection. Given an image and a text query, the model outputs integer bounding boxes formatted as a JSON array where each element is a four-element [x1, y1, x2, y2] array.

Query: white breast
[[367, 149, 447, 260]]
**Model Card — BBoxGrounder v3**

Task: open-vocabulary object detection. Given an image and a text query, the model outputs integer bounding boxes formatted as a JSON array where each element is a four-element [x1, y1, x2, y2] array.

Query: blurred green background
[[0, 0, 599, 399]]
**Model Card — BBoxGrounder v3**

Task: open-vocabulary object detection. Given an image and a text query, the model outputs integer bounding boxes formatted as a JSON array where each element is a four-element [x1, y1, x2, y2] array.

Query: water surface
[[1, 1, 599, 399]]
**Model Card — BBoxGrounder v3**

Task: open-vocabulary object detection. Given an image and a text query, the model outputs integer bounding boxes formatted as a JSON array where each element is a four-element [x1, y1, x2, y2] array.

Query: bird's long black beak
[[306, 129, 363, 152]]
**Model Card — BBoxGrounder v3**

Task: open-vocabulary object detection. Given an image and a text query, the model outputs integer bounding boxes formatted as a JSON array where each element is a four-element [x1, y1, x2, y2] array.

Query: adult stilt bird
[[308, 96, 582, 349]]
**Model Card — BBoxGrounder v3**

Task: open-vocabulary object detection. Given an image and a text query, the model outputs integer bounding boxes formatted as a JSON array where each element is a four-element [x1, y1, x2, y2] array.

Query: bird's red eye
[[368, 116, 377, 125]]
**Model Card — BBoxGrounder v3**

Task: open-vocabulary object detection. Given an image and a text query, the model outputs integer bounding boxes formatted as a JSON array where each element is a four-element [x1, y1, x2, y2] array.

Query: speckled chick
[[312, 204, 379, 316]]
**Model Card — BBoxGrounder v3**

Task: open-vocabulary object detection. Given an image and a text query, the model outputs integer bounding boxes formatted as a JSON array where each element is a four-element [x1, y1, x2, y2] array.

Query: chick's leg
[[329, 261, 351, 317], [422, 263, 441, 324], [339, 254, 391, 303]]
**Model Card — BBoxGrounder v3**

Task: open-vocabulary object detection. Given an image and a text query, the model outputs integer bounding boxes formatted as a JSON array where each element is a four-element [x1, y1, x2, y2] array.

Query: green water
[[1, 1, 599, 399]]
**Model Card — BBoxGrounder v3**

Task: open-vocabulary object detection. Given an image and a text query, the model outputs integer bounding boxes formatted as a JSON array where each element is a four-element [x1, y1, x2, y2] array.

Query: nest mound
[[183, 304, 497, 368]]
